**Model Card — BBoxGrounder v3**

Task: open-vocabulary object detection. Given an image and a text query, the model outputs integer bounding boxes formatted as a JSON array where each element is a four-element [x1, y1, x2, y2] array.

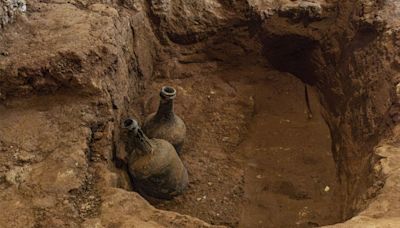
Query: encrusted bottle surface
[[123, 118, 188, 199], [143, 86, 187, 154]]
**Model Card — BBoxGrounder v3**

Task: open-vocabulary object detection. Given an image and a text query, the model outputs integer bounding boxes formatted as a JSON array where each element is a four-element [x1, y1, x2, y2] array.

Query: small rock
[[80, 203, 91, 211], [396, 83, 400, 97], [247, 162, 258, 168], [207, 182, 213, 186], [324, 186, 330, 192], [256, 174, 263, 179]]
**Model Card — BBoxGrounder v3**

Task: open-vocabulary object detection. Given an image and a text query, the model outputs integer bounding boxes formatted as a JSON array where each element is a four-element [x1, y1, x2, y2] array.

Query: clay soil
[[135, 61, 342, 228]]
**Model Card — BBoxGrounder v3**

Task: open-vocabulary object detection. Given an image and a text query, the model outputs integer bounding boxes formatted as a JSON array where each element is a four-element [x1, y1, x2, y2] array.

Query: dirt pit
[[132, 62, 342, 228]]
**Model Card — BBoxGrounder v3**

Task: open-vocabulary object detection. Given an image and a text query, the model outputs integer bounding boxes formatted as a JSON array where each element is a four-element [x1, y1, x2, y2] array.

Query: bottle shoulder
[[144, 112, 186, 129], [143, 113, 186, 134], [129, 139, 180, 175]]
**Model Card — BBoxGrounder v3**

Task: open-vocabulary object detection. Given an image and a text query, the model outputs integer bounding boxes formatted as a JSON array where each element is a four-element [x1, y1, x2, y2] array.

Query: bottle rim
[[160, 86, 177, 99], [123, 118, 139, 130]]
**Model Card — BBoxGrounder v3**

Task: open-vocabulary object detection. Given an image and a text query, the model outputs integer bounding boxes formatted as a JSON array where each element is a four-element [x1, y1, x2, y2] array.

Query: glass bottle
[[123, 118, 188, 199], [143, 86, 186, 154]]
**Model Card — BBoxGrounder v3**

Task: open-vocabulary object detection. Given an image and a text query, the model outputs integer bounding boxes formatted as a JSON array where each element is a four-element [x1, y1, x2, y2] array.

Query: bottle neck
[[130, 128, 153, 155], [155, 98, 174, 120]]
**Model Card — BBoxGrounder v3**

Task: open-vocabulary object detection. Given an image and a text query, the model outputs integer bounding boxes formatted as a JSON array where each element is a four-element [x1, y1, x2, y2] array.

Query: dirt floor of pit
[[135, 62, 342, 228]]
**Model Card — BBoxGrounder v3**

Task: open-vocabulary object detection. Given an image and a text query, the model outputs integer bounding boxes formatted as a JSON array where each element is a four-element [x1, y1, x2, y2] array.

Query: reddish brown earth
[[134, 63, 341, 227], [2, 0, 400, 228]]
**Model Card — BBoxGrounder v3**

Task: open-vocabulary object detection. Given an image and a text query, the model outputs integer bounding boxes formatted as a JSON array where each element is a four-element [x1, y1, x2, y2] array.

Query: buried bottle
[[143, 86, 186, 154], [123, 118, 188, 199]]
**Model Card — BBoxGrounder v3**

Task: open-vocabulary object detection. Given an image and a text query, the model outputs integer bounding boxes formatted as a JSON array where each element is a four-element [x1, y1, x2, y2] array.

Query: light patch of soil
[[135, 63, 342, 228], [228, 67, 341, 228]]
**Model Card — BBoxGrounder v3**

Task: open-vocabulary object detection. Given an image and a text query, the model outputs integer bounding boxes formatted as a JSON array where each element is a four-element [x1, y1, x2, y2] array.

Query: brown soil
[[136, 62, 341, 228], [1, 0, 399, 227]]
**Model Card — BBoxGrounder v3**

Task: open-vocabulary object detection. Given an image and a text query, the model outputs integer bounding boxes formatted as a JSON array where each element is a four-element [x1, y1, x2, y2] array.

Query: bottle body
[[143, 86, 186, 154], [143, 113, 186, 154], [128, 138, 188, 199]]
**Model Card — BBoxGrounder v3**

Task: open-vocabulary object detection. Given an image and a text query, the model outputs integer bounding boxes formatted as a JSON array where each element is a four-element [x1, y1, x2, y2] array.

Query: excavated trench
[[116, 29, 388, 227], [1, 1, 395, 227]]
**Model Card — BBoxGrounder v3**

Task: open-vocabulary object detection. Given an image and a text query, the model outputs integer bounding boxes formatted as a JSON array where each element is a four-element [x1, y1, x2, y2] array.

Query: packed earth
[[1, 0, 400, 228]]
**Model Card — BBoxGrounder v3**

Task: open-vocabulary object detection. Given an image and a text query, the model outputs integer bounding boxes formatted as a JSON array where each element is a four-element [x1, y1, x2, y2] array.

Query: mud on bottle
[[123, 118, 188, 199], [143, 86, 187, 154]]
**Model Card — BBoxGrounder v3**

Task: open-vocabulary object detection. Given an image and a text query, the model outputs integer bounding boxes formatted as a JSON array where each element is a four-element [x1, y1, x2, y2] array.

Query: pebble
[[80, 203, 91, 210], [324, 186, 330, 192], [0, 51, 9, 56], [256, 174, 263, 179], [247, 162, 258, 168]]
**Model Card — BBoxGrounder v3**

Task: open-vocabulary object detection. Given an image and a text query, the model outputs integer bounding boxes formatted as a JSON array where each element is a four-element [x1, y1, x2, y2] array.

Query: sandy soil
[[134, 63, 341, 228]]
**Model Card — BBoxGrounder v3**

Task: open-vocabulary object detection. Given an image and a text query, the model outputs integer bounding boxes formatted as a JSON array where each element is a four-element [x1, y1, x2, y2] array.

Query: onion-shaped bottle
[[143, 86, 186, 154], [123, 118, 188, 199]]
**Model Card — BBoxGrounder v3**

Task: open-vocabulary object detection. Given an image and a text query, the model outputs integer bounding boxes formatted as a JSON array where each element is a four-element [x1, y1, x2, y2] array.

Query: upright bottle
[[123, 118, 188, 199], [143, 86, 187, 154]]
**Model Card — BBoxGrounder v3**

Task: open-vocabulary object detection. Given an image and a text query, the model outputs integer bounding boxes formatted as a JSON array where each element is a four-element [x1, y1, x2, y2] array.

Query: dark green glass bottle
[[123, 118, 188, 199], [143, 86, 187, 154]]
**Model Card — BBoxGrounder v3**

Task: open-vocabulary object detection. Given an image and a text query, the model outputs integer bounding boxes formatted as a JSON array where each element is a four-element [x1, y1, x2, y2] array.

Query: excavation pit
[[1, 1, 396, 227], [127, 63, 348, 228]]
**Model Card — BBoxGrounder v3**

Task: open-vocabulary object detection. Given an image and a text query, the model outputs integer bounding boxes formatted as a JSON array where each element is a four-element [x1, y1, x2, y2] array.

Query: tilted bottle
[[143, 86, 187, 154], [123, 118, 188, 199]]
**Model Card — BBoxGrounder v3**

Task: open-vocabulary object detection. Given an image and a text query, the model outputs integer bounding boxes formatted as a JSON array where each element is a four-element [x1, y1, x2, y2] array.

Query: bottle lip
[[160, 86, 176, 99], [123, 118, 139, 131]]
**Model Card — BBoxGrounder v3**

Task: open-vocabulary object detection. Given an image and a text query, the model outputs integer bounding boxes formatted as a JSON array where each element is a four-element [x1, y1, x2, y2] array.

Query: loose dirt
[[136, 63, 341, 228]]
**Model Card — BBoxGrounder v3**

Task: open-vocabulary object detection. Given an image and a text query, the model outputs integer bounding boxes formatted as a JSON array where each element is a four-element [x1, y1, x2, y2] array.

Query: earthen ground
[[137, 63, 341, 228]]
